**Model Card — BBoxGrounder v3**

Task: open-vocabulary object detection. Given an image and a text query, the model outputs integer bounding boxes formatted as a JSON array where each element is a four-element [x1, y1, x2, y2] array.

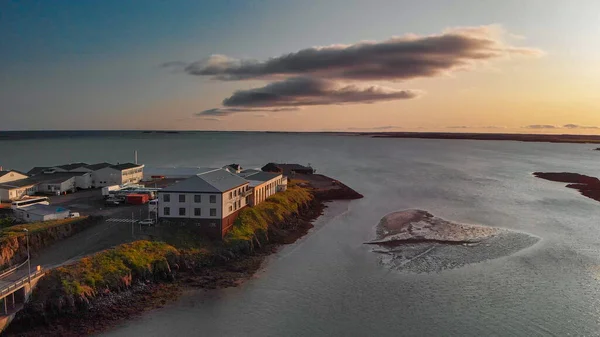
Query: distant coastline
[[3, 130, 600, 144]]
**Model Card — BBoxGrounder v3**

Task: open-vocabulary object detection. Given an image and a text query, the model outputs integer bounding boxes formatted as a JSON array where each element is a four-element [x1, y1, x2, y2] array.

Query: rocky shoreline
[[533, 172, 600, 204], [3, 177, 360, 337]]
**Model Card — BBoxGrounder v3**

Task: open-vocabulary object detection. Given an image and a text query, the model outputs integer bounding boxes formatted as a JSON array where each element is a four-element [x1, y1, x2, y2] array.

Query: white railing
[[0, 269, 44, 298], [0, 260, 29, 279]]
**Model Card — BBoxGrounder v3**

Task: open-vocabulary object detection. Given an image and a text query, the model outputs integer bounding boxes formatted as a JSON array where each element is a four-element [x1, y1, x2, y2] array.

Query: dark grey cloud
[[524, 125, 556, 129], [177, 26, 542, 81], [220, 77, 419, 108]]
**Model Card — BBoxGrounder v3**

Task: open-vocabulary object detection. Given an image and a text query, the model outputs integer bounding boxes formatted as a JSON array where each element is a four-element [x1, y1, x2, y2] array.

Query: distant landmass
[[2, 131, 600, 144]]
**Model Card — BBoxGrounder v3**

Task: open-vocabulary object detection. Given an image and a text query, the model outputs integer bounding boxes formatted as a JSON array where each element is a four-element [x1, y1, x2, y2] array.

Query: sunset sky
[[2, 0, 599, 132]]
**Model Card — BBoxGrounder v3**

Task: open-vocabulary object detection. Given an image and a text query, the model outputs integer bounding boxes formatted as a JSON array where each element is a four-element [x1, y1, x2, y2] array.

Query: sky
[[1, 0, 599, 133]]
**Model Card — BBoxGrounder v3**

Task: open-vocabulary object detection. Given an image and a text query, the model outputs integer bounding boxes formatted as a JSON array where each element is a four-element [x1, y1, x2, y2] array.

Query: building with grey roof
[[244, 171, 287, 206], [157, 168, 251, 239], [14, 204, 71, 222]]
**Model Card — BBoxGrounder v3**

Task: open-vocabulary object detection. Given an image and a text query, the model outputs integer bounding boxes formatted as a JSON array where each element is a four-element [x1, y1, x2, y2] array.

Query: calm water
[[3, 132, 600, 336]]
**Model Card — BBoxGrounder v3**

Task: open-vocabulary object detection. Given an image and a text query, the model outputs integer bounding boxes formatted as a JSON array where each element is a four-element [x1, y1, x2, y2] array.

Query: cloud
[[196, 107, 299, 117], [563, 124, 599, 129], [524, 124, 557, 129], [218, 77, 419, 109], [177, 25, 542, 82], [201, 117, 221, 121], [446, 126, 469, 129]]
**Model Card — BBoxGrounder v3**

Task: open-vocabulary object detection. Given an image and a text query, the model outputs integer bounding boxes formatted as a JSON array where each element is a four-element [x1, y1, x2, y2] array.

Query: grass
[[0, 217, 89, 237], [42, 241, 179, 298], [225, 183, 313, 244]]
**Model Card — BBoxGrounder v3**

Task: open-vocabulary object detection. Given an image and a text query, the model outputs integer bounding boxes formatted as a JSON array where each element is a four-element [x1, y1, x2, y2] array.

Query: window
[[234, 189, 237, 197], [209, 195, 216, 203], [179, 208, 186, 216], [179, 194, 186, 202], [229, 191, 232, 199], [163, 194, 170, 202], [194, 208, 201, 216], [229, 205, 233, 212], [210, 208, 216, 216], [164, 207, 170, 215], [194, 195, 201, 203]]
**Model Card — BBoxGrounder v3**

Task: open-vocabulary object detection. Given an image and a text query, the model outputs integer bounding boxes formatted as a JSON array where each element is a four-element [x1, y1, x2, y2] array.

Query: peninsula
[[2, 164, 362, 337]]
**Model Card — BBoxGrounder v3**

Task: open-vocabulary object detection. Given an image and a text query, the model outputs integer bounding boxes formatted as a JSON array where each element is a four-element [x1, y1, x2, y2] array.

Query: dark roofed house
[[57, 162, 89, 171], [111, 163, 143, 171], [263, 163, 313, 175], [223, 164, 243, 174], [85, 162, 113, 171], [26, 167, 50, 176], [92, 163, 144, 187], [261, 163, 282, 173]]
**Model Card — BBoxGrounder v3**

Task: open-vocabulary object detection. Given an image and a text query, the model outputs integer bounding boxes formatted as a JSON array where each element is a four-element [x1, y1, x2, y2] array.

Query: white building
[[0, 170, 28, 184], [92, 163, 144, 187], [157, 169, 250, 239], [243, 171, 287, 206], [14, 204, 71, 222]]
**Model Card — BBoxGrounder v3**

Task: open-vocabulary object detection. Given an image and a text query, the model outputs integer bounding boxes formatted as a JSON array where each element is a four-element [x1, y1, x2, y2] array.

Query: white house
[[14, 204, 71, 222], [33, 173, 77, 195], [0, 170, 28, 184], [92, 163, 144, 187], [157, 168, 250, 239], [244, 171, 287, 206]]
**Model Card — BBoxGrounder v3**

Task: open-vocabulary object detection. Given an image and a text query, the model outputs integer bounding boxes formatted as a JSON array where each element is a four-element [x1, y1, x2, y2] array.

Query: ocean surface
[[3, 131, 600, 336]]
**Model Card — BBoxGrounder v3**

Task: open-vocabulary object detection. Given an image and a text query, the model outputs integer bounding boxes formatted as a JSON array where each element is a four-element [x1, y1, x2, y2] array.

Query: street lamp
[[22, 229, 31, 285]]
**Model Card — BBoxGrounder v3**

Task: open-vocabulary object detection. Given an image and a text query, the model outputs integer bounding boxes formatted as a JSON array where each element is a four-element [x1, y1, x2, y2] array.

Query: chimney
[[134, 150, 138, 165]]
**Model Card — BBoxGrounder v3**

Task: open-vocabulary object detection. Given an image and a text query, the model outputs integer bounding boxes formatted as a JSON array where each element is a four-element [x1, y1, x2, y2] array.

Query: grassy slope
[[36, 241, 178, 300], [225, 183, 313, 244], [29, 183, 314, 307], [1, 217, 89, 237]]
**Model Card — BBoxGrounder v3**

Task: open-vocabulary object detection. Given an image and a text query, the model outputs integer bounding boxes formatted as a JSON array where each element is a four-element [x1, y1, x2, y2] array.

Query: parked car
[[104, 198, 121, 206], [138, 218, 155, 226], [69, 212, 80, 218]]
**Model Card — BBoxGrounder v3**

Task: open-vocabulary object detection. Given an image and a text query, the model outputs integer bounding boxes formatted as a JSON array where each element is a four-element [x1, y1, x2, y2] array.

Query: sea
[[2, 131, 600, 336]]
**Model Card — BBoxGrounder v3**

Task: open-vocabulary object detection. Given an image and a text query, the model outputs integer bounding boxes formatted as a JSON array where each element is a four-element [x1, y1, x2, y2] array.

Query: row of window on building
[[164, 194, 217, 203], [164, 207, 217, 217]]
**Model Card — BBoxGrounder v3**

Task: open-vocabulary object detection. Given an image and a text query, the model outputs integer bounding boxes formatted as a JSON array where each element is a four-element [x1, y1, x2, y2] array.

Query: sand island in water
[[366, 210, 539, 273]]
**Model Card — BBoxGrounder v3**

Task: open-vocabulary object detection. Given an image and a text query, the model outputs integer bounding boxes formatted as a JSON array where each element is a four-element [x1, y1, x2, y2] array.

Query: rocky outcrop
[[533, 172, 600, 204]]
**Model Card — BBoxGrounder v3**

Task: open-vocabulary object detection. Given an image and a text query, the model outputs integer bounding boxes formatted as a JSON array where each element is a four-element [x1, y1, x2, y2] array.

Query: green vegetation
[[39, 241, 178, 299], [0, 217, 89, 237], [226, 183, 313, 244]]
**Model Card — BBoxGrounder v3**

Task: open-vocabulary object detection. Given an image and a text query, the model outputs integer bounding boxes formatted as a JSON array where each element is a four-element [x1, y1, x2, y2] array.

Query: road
[[0, 189, 157, 288]]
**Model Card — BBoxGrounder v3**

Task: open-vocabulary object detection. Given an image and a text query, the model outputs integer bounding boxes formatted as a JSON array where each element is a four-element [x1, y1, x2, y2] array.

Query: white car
[[138, 219, 155, 226]]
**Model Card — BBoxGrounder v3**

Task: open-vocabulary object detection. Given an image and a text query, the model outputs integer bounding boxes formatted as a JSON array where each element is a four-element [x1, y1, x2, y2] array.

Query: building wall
[[251, 175, 284, 206], [16, 210, 70, 222], [0, 185, 37, 202], [92, 167, 122, 187], [37, 178, 75, 194], [121, 166, 144, 185], [0, 172, 28, 184], [74, 173, 92, 189], [221, 184, 249, 218], [158, 192, 223, 220]]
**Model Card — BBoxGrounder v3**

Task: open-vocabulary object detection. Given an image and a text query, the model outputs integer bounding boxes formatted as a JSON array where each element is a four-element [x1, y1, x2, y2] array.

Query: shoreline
[[533, 172, 600, 204], [3, 177, 359, 336]]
